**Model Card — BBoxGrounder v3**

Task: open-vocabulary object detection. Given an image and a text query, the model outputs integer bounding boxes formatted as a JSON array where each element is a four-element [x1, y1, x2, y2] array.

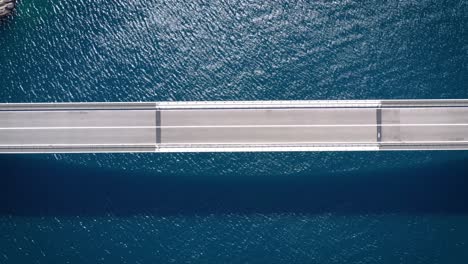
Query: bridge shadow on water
[[0, 154, 468, 217]]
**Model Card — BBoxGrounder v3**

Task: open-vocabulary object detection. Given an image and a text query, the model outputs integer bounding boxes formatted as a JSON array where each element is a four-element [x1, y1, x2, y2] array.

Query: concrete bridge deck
[[0, 100, 467, 153]]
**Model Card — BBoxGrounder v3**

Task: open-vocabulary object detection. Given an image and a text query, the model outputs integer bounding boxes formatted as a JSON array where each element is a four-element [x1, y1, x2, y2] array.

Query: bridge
[[0, 100, 467, 153]]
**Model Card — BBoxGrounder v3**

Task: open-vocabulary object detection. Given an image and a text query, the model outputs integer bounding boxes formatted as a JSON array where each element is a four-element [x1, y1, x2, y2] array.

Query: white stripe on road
[[1, 140, 467, 147], [1, 124, 468, 129]]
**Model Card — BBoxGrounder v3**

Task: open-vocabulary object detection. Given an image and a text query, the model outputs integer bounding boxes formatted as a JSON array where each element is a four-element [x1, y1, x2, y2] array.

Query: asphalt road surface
[[0, 100, 467, 153]]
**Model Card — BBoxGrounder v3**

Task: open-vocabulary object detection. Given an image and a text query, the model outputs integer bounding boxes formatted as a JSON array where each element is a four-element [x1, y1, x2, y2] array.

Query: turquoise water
[[1, 0, 468, 263]]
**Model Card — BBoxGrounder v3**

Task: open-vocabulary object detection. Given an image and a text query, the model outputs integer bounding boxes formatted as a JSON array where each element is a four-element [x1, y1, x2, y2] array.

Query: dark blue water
[[1, 0, 468, 263]]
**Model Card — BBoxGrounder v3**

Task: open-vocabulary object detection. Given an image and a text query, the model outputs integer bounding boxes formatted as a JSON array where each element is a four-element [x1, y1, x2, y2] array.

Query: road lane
[[0, 127, 156, 145], [0, 110, 155, 127], [382, 108, 468, 125], [161, 126, 376, 144], [382, 125, 468, 143], [161, 108, 376, 126]]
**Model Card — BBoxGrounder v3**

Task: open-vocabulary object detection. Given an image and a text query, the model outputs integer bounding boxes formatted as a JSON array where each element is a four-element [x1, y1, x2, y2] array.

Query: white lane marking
[[158, 124, 468, 128], [1, 124, 468, 129], [158, 140, 468, 145], [1, 106, 468, 113], [0, 143, 157, 147], [160, 106, 468, 111], [0, 126, 158, 130], [1, 140, 468, 147], [155, 147, 381, 152]]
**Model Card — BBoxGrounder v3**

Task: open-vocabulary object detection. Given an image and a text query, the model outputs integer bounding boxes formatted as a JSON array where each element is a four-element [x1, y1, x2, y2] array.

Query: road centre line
[[1, 124, 468, 129]]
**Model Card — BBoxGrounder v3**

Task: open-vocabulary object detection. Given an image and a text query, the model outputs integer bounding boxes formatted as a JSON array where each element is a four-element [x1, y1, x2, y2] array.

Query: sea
[[1, 0, 468, 263]]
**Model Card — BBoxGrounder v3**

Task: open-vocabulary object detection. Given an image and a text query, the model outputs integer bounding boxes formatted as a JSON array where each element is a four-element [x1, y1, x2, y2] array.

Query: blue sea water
[[1, 0, 468, 263]]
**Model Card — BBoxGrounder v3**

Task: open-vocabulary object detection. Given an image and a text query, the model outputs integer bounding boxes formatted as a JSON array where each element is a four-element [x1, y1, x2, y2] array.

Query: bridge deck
[[0, 100, 467, 153]]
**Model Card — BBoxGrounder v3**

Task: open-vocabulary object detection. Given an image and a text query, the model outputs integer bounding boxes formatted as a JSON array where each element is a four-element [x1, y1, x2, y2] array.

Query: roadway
[[0, 100, 467, 153]]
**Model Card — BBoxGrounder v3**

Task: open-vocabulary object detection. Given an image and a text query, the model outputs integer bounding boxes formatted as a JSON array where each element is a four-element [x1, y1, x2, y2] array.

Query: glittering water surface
[[1, 0, 468, 263]]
